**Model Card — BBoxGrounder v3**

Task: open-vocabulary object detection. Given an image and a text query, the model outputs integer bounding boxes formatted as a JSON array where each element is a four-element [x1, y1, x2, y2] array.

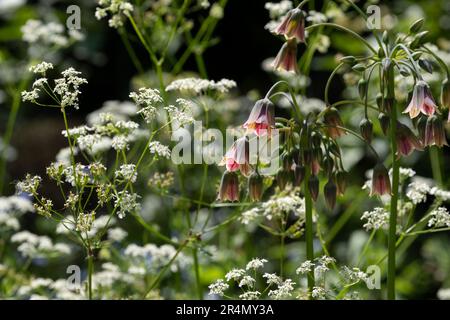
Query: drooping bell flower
[[424, 115, 448, 147], [324, 179, 337, 210], [403, 80, 437, 118], [308, 175, 319, 201], [273, 8, 306, 42], [243, 98, 275, 136], [220, 137, 251, 176], [272, 38, 298, 73], [335, 171, 347, 195], [248, 172, 264, 202], [323, 107, 346, 139], [218, 171, 239, 202], [370, 163, 391, 196], [441, 78, 450, 111], [396, 123, 423, 157]]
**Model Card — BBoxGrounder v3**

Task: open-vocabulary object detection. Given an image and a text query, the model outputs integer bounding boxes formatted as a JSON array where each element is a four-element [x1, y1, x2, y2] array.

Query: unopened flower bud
[[360, 118, 373, 142], [378, 113, 390, 135], [308, 175, 319, 201], [340, 56, 356, 66], [248, 172, 264, 202], [293, 164, 306, 186], [324, 180, 337, 209], [409, 18, 424, 34], [218, 171, 239, 202], [335, 171, 347, 195], [358, 79, 367, 100], [370, 163, 391, 196]]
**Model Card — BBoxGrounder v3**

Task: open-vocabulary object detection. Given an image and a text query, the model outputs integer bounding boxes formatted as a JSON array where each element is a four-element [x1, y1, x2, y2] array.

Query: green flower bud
[[324, 179, 337, 209], [293, 165, 306, 186], [335, 171, 347, 195], [378, 113, 390, 136], [360, 118, 373, 142], [409, 18, 424, 34], [358, 79, 368, 100], [441, 78, 450, 109], [308, 175, 319, 201]]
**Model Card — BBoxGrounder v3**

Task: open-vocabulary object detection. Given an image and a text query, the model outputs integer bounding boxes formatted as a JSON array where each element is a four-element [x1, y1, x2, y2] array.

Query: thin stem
[[87, 250, 94, 300], [306, 23, 377, 54], [429, 146, 443, 186], [303, 165, 315, 296], [324, 62, 344, 105], [386, 62, 399, 300]]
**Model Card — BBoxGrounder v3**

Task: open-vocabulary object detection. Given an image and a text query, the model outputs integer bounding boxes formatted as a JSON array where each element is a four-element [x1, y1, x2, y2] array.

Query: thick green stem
[[303, 165, 315, 296], [429, 146, 443, 186], [387, 63, 399, 300], [87, 250, 94, 300]]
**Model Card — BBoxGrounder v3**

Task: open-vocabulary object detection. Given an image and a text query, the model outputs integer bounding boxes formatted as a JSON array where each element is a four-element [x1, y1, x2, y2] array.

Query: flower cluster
[[95, 0, 134, 28]]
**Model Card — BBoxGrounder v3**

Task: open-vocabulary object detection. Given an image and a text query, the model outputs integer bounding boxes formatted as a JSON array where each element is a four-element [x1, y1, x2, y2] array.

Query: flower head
[[396, 123, 423, 157], [243, 98, 276, 136], [272, 39, 298, 73], [403, 80, 437, 118], [218, 171, 239, 202], [323, 107, 346, 139], [274, 8, 306, 42], [424, 115, 448, 147], [220, 137, 251, 176], [370, 163, 391, 196]]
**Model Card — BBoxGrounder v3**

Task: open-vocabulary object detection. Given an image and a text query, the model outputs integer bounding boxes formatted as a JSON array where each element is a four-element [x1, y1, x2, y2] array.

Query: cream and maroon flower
[[220, 137, 251, 176], [272, 39, 298, 73], [404, 80, 437, 118], [370, 163, 391, 196], [218, 171, 239, 202], [396, 123, 423, 157], [243, 98, 275, 136], [273, 8, 306, 42]]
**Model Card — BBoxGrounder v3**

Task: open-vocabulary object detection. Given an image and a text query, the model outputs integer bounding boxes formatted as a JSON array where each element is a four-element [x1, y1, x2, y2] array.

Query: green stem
[[429, 146, 443, 186], [87, 250, 94, 300], [303, 165, 315, 296], [387, 62, 399, 300]]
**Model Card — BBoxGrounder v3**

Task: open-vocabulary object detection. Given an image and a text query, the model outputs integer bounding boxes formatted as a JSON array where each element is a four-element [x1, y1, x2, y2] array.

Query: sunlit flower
[[403, 80, 436, 118], [273, 8, 306, 42], [272, 39, 298, 73], [220, 137, 251, 176], [243, 98, 275, 136]]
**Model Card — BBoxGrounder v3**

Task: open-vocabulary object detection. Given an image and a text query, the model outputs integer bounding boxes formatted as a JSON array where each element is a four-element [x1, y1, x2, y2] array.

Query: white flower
[[166, 78, 236, 94], [406, 181, 430, 204], [225, 268, 245, 281], [296, 260, 314, 274], [264, 1, 293, 19], [261, 193, 305, 220], [311, 286, 326, 299], [263, 273, 282, 285], [208, 279, 229, 296], [21, 20, 81, 47], [148, 141, 171, 159], [428, 207, 450, 228], [29, 62, 54, 74], [16, 174, 42, 194], [268, 279, 295, 299], [238, 291, 260, 300], [437, 288, 450, 300], [112, 135, 130, 151], [114, 191, 141, 219], [238, 275, 256, 288], [21, 88, 40, 102], [107, 227, 127, 242], [361, 207, 389, 231], [0, 212, 20, 230], [246, 258, 268, 270], [95, 0, 134, 28], [115, 164, 137, 183], [240, 207, 260, 224]]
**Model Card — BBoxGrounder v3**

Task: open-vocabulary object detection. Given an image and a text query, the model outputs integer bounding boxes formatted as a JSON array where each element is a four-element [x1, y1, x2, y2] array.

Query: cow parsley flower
[[166, 78, 236, 94], [239, 291, 261, 300], [29, 62, 54, 74], [0, 212, 20, 231], [263, 273, 282, 285], [406, 181, 430, 204], [53, 67, 88, 109], [296, 260, 314, 274], [107, 227, 127, 242], [240, 207, 260, 224], [148, 141, 171, 159], [95, 0, 134, 28], [268, 279, 295, 299], [115, 164, 137, 183], [225, 268, 246, 281], [428, 207, 450, 228], [361, 207, 389, 231], [130, 88, 162, 123], [21, 19, 80, 47], [208, 279, 229, 296], [16, 174, 42, 194], [246, 258, 268, 270], [114, 191, 140, 219]]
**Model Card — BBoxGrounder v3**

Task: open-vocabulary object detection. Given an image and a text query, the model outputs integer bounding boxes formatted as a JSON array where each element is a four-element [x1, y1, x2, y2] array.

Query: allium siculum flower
[[243, 98, 275, 136], [403, 80, 437, 118], [323, 107, 346, 139], [220, 137, 251, 176], [272, 39, 298, 73], [396, 123, 423, 157], [370, 163, 391, 197], [424, 115, 448, 147], [324, 180, 337, 210], [218, 171, 239, 202], [273, 8, 306, 42], [440, 78, 450, 113], [248, 172, 263, 202]]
